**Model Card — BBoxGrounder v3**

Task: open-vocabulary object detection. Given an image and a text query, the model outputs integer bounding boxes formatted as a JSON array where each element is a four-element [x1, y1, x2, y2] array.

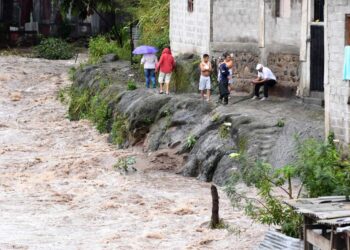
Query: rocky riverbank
[[70, 56, 325, 186]]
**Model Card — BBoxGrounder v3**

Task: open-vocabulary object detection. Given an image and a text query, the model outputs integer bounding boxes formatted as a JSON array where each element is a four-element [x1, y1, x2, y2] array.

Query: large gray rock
[[101, 53, 119, 63], [71, 60, 325, 186]]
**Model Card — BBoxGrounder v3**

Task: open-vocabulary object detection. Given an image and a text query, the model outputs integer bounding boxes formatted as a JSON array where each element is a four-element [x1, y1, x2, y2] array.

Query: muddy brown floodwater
[[0, 55, 267, 250]]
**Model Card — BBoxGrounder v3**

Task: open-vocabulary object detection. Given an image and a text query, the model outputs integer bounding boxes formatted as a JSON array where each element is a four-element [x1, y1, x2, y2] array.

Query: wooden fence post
[[211, 184, 220, 228]]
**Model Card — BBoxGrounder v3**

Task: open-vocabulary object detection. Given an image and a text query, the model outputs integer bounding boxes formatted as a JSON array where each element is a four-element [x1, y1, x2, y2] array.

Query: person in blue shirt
[[218, 54, 231, 105]]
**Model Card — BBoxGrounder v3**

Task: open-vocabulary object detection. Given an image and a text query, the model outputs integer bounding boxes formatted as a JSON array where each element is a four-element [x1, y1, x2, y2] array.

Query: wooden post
[[304, 216, 314, 250], [211, 185, 220, 228]]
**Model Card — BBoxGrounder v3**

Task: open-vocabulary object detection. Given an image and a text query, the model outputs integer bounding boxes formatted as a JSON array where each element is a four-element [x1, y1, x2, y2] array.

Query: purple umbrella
[[132, 45, 158, 55]]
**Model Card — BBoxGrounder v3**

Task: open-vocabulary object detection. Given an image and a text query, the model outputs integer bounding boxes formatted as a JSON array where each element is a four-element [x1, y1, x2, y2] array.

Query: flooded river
[[0, 55, 266, 249]]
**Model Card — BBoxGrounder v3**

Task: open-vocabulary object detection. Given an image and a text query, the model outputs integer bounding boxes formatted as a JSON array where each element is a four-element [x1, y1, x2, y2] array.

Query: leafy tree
[[60, 0, 139, 45], [136, 0, 170, 49], [225, 135, 350, 238]]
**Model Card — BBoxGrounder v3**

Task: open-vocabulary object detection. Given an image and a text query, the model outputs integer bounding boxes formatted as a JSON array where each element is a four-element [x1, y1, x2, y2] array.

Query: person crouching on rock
[[251, 64, 277, 101], [218, 54, 231, 105], [199, 54, 212, 101], [156, 47, 176, 95], [141, 53, 158, 89]]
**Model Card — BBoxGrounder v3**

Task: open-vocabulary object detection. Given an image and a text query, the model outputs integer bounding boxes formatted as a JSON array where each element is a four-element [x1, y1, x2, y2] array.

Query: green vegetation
[[113, 156, 136, 172], [88, 35, 130, 63], [293, 134, 350, 199], [57, 87, 71, 104], [127, 80, 138, 90], [137, 0, 170, 50], [35, 38, 74, 60], [210, 219, 227, 230], [60, 0, 137, 46], [219, 123, 232, 139], [225, 158, 303, 238], [111, 114, 129, 147], [185, 134, 197, 150], [161, 108, 172, 129], [68, 67, 77, 81], [211, 113, 220, 122], [68, 88, 91, 120], [89, 95, 111, 133], [172, 57, 201, 93], [276, 119, 285, 128], [225, 134, 350, 238], [68, 85, 113, 134]]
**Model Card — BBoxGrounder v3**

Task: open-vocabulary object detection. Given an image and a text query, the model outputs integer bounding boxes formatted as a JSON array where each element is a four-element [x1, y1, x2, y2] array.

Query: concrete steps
[[303, 91, 324, 107]]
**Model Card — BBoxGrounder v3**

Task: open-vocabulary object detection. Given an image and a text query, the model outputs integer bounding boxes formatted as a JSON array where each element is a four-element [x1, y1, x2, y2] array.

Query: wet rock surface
[[74, 60, 324, 186]]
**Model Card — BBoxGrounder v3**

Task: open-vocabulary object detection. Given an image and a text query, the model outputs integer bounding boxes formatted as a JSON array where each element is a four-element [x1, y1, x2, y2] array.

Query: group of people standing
[[140, 47, 175, 95], [141, 48, 277, 102]]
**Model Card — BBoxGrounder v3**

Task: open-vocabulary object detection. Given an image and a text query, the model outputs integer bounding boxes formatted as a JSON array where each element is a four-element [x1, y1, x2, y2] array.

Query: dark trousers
[[144, 69, 156, 88], [254, 80, 277, 98], [219, 80, 229, 104]]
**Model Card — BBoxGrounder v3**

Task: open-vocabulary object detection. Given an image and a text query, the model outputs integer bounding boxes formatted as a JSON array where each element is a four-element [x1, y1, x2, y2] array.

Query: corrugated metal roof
[[257, 230, 302, 250]]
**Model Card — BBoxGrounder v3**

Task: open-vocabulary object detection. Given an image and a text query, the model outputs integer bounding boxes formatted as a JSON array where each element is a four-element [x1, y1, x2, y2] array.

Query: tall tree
[[60, 0, 138, 44]]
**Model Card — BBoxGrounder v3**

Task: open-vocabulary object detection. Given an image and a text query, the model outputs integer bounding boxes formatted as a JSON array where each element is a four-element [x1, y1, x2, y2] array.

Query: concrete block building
[[170, 0, 326, 98], [324, 0, 350, 145], [170, 0, 350, 145]]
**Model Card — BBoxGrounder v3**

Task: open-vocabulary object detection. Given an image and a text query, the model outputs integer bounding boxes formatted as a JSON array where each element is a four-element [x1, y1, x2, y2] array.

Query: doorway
[[310, 25, 324, 92], [310, 0, 325, 92]]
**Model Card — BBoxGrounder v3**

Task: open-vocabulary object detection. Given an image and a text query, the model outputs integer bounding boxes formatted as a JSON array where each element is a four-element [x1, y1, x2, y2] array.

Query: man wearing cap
[[251, 64, 277, 101]]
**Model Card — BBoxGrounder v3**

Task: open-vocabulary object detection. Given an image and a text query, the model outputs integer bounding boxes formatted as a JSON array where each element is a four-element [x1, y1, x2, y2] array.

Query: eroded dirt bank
[[0, 55, 267, 249]]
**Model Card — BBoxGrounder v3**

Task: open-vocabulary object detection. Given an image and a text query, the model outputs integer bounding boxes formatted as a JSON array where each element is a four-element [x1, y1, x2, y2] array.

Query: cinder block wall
[[212, 0, 302, 96], [325, 0, 350, 144], [170, 0, 211, 56]]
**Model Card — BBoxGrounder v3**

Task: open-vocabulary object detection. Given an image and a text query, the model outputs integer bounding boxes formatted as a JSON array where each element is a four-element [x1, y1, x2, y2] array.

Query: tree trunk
[[211, 185, 220, 228]]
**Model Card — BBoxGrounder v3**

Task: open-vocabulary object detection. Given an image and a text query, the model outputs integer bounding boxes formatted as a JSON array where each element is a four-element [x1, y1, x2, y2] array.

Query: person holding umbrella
[[156, 47, 176, 95], [141, 53, 158, 89], [133, 45, 159, 89]]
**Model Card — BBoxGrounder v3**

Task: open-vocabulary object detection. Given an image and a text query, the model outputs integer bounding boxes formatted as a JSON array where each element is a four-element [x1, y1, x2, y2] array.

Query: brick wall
[[169, 0, 211, 56], [325, 0, 350, 144]]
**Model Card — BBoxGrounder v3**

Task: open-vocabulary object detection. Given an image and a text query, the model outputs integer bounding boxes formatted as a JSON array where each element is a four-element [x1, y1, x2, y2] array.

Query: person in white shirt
[[251, 64, 277, 101], [141, 53, 158, 88]]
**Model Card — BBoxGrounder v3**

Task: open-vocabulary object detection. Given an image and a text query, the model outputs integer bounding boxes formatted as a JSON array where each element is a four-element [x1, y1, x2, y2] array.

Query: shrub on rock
[[35, 38, 74, 60]]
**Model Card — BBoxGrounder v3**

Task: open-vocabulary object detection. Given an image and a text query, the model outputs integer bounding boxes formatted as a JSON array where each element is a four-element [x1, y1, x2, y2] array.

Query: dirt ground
[[0, 55, 267, 250]]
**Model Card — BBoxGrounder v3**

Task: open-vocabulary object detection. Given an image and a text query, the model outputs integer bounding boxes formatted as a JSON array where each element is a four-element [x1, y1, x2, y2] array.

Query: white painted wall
[[170, 0, 211, 56], [211, 0, 301, 53]]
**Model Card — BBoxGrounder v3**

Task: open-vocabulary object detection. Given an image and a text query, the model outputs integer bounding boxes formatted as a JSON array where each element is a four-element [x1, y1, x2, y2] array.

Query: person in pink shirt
[[156, 47, 176, 95]]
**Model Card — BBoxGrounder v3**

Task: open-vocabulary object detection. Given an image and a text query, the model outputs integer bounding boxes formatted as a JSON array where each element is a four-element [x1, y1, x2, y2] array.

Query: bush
[[89, 96, 112, 133], [276, 119, 285, 128], [225, 135, 350, 238], [219, 122, 232, 139], [89, 36, 130, 64], [68, 88, 91, 120], [35, 38, 74, 60], [293, 135, 350, 199], [185, 134, 197, 150], [68, 87, 113, 133], [111, 115, 129, 147], [127, 80, 138, 90], [225, 159, 303, 238]]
